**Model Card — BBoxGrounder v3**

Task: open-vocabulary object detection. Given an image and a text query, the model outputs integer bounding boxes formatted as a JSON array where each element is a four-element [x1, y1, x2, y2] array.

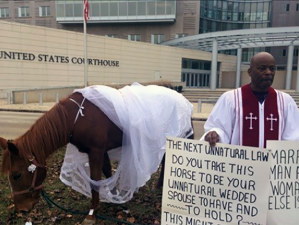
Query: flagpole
[[84, 18, 87, 87], [83, 0, 88, 87]]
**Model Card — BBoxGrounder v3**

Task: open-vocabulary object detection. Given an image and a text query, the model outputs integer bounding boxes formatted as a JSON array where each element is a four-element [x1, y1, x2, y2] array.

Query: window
[[151, 34, 165, 44], [147, 2, 155, 15], [192, 60, 199, 69], [91, 2, 100, 17], [110, 2, 118, 17], [294, 49, 299, 57], [0, 8, 9, 18], [119, 2, 127, 16], [128, 34, 140, 41], [100, 2, 109, 17], [157, 1, 165, 15], [182, 58, 189, 69], [74, 3, 82, 17], [18, 7, 29, 17], [277, 66, 286, 71], [181, 58, 212, 70], [105, 34, 118, 38], [56, 3, 65, 17], [282, 49, 286, 56], [297, 4, 299, 11], [175, 34, 188, 38], [128, 2, 137, 16], [137, 2, 146, 15], [286, 4, 290, 12], [65, 3, 74, 17], [39, 6, 50, 17]]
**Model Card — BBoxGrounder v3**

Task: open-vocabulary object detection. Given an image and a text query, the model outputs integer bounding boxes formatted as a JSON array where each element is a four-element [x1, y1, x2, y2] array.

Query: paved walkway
[[0, 99, 56, 112], [0, 99, 214, 120]]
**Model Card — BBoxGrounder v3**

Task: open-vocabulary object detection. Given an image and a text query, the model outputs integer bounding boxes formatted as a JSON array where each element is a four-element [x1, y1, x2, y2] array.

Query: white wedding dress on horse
[[60, 82, 193, 203]]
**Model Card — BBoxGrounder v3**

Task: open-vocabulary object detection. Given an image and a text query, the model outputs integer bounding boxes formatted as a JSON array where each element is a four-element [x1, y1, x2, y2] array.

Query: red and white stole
[[241, 84, 279, 148]]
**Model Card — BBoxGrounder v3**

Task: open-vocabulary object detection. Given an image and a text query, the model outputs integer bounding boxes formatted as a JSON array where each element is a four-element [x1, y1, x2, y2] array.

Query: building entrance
[[182, 70, 211, 88]]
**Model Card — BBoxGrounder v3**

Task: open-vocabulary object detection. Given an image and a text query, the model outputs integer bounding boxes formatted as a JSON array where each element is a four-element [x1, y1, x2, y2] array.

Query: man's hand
[[204, 131, 219, 147]]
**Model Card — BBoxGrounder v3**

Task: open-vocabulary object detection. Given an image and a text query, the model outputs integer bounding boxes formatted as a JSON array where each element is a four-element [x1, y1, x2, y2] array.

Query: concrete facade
[[0, 0, 200, 43], [270, 0, 299, 67], [58, 1, 200, 43], [271, 1, 299, 27], [0, 0, 58, 28], [1, 0, 298, 68], [0, 20, 240, 97], [222, 70, 296, 90]]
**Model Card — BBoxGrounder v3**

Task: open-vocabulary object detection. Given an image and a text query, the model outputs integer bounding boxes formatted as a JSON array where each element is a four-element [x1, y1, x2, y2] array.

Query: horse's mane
[[18, 103, 71, 165], [2, 103, 70, 174], [4, 103, 70, 173]]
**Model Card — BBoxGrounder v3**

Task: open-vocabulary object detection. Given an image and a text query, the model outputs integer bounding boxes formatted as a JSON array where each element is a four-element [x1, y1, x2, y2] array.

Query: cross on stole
[[245, 112, 257, 130], [266, 113, 277, 131]]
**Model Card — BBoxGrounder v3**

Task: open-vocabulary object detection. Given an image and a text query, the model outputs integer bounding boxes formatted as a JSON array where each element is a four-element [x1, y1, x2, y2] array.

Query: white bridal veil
[[60, 83, 193, 203]]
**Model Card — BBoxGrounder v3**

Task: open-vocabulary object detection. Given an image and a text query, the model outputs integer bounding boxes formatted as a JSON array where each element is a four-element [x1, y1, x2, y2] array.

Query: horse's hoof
[[82, 218, 96, 225]]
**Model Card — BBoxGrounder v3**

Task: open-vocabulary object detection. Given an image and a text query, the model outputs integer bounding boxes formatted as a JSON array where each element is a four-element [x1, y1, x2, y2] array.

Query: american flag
[[83, 0, 89, 22]]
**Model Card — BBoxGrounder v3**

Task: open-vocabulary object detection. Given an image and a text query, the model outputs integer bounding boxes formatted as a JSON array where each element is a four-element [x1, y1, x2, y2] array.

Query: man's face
[[248, 54, 276, 92]]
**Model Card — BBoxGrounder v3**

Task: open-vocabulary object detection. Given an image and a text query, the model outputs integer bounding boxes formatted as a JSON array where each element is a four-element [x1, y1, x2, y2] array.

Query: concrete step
[[182, 90, 224, 103], [183, 91, 299, 98], [182, 89, 299, 106]]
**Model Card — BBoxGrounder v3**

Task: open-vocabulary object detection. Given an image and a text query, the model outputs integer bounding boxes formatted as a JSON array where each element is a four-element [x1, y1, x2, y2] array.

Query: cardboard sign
[[267, 141, 299, 225], [161, 137, 271, 225]]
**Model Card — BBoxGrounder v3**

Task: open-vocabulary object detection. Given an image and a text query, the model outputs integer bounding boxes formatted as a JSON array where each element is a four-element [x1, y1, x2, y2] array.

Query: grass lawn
[[0, 147, 163, 225]]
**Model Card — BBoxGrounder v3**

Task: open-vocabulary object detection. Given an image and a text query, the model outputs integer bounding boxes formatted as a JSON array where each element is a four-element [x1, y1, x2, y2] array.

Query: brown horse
[[0, 85, 193, 224]]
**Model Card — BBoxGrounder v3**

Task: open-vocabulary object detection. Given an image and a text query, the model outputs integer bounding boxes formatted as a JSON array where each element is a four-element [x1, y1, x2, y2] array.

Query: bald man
[[201, 52, 299, 148]]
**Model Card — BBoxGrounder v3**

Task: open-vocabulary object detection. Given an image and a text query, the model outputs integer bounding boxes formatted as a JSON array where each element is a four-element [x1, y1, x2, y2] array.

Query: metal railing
[[56, 0, 176, 23]]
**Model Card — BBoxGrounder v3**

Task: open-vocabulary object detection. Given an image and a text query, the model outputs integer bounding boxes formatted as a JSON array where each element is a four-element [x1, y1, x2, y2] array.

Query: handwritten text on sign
[[267, 141, 299, 225], [161, 137, 271, 225]]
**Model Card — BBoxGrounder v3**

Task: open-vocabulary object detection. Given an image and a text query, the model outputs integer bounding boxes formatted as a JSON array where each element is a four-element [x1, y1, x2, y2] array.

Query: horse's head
[[0, 138, 47, 212]]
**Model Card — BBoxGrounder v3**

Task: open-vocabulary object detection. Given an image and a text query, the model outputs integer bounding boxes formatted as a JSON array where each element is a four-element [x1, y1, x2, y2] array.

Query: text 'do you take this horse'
[[0, 83, 193, 224]]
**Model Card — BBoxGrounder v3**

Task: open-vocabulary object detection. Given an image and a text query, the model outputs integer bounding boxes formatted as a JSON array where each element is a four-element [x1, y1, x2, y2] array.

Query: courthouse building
[[0, 20, 240, 95], [0, 0, 298, 94]]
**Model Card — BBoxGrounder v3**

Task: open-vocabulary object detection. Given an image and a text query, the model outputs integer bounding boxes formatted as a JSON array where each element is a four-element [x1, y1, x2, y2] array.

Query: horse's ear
[[0, 137, 7, 150], [7, 141, 19, 156]]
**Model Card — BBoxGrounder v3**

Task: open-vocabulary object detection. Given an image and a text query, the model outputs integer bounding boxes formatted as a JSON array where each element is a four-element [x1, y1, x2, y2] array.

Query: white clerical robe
[[200, 85, 299, 148]]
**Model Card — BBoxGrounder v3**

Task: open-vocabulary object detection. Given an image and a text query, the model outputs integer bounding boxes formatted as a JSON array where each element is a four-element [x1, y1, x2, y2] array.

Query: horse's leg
[[156, 154, 165, 189], [156, 126, 195, 189], [82, 147, 105, 225], [102, 152, 112, 178], [101, 152, 119, 195]]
